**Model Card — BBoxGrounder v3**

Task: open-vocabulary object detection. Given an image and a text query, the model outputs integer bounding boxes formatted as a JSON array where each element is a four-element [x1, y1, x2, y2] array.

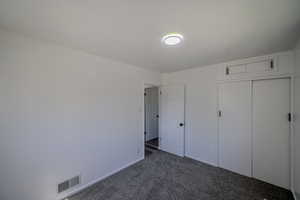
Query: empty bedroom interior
[[0, 1, 300, 200]]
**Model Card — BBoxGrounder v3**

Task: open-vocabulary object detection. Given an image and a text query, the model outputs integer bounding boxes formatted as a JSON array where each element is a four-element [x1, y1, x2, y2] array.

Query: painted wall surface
[[294, 39, 300, 198], [0, 30, 160, 200], [162, 65, 219, 166]]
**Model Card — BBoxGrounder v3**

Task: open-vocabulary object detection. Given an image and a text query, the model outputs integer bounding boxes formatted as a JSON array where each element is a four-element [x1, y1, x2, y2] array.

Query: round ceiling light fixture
[[162, 33, 184, 46]]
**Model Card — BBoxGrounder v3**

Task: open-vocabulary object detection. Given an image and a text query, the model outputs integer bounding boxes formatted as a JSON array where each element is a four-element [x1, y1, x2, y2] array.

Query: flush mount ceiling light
[[162, 33, 184, 46]]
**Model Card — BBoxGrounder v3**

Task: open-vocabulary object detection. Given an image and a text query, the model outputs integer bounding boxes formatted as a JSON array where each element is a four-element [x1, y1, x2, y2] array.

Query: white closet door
[[160, 85, 185, 157], [253, 78, 290, 189], [219, 81, 252, 177]]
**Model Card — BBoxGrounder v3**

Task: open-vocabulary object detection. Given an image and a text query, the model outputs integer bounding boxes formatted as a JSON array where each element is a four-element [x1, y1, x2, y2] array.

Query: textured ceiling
[[0, 0, 300, 72]]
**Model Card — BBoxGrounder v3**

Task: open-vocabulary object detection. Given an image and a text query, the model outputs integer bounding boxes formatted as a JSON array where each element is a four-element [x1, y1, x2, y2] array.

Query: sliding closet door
[[219, 81, 252, 177], [253, 78, 290, 189]]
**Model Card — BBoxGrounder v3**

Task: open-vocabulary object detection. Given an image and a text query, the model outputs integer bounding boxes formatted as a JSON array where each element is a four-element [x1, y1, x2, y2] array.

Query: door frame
[[144, 85, 159, 146], [217, 75, 294, 190], [143, 83, 161, 153], [143, 83, 186, 157]]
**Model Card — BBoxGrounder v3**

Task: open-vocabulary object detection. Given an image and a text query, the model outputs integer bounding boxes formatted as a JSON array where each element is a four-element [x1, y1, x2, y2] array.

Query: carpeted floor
[[145, 138, 159, 148], [66, 149, 293, 200], [144, 148, 152, 157]]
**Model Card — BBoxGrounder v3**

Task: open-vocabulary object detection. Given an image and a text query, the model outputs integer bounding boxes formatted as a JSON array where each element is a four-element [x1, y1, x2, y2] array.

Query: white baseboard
[[293, 190, 299, 200], [56, 157, 144, 200], [185, 154, 218, 167]]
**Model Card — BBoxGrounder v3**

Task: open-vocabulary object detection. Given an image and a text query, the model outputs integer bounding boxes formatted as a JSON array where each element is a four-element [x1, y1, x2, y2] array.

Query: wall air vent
[[58, 175, 80, 193]]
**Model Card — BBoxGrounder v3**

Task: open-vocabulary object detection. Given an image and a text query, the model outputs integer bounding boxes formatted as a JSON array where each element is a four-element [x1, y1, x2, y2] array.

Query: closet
[[252, 78, 290, 189], [219, 81, 252, 177], [218, 66, 291, 189], [218, 78, 291, 189]]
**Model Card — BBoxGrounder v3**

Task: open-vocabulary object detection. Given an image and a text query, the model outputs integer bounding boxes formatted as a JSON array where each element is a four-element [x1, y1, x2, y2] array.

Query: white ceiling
[[0, 0, 300, 73]]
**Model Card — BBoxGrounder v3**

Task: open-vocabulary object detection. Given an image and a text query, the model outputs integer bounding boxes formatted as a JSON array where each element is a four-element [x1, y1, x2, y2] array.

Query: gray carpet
[[145, 138, 159, 147], [66, 150, 293, 200], [144, 148, 152, 157]]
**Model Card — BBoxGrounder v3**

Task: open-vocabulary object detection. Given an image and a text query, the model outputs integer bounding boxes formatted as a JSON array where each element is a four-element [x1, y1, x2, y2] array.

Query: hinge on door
[[144, 92, 146, 96], [160, 91, 162, 95], [218, 110, 222, 117]]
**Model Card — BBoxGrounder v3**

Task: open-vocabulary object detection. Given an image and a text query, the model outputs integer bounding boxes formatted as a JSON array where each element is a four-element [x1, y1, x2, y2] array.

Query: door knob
[[179, 123, 184, 127]]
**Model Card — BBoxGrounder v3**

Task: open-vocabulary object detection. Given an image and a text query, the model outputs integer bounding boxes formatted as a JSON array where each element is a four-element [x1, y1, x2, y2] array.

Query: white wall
[[0, 30, 160, 200], [294, 39, 300, 199], [162, 65, 219, 166]]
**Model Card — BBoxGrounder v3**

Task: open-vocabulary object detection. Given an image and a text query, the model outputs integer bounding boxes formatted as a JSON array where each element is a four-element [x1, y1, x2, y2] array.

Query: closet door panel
[[219, 81, 252, 176], [253, 78, 290, 189]]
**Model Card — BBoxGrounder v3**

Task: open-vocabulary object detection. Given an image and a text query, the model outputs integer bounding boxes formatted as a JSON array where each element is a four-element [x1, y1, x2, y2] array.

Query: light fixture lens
[[162, 33, 183, 45]]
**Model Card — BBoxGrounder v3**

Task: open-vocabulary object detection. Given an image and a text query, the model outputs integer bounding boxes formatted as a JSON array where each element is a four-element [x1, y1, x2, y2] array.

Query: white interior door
[[219, 81, 252, 177], [159, 85, 185, 157], [253, 78, 290, 189]]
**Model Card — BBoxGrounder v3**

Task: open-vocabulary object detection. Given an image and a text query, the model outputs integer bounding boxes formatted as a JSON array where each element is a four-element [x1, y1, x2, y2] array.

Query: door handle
[[179, 123, 184, 127], [218, 110, 222, 117], [270, 59, 274, 69], [225, 67, 230, 75], [288, 113, 292, 122]]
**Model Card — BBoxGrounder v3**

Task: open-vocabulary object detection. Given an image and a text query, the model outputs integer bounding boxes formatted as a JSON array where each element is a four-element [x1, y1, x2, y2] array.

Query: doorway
[[143, 84, 185, 157], [144, 86, 159, 150]]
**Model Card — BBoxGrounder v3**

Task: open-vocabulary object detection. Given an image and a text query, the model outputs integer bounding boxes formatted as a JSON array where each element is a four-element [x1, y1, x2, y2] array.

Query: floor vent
[[58, 175, 80, 193]]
